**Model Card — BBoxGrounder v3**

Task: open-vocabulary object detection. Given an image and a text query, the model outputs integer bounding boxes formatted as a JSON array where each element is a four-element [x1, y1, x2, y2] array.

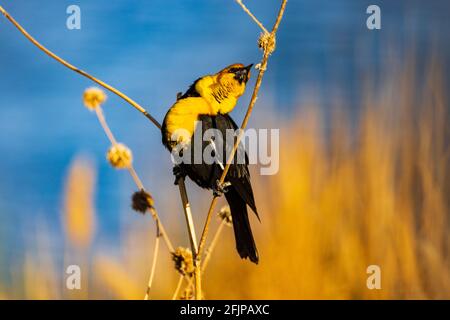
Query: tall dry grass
[[203, 58, 450, 299], [63, 156, 96, 249]]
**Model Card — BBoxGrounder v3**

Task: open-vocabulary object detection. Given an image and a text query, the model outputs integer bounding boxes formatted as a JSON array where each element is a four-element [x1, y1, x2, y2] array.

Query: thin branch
[[182, 217, 228, 295], [94, 107, 176, 298], [197, 0, 288, 259], [128, 166, 145, 191], [271, 0, 288, 35], [0, 5, 161, 129], [177, 178, 198, 253], [95, 107, 118, 145], [94, 106, 174, 253], [177, 177, 201, 299], [144, 225, 161, 300], [197, 198, 220, 258], [171, 275, 184, 300], [149, 208, 174, 253], [235, 0, 269, 34], [201, 220, 226, 273]]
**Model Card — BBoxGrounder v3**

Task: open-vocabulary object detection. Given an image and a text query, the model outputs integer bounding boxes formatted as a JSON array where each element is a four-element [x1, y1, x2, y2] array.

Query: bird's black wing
[[212, 114, 258, 218], [179, 78, 201, 99], [181, 115, 222, 189], [176, 112, 258, 217]]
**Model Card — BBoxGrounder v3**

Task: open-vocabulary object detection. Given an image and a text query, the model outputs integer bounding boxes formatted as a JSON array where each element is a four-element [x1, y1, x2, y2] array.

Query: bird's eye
[[228, 68, 238, 73]]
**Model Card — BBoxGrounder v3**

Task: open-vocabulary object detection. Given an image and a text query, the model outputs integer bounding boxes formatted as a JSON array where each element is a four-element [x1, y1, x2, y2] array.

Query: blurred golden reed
[[204, 58, 450, 299], [1, 57, 449, 300], [63, 156, 96, 249]]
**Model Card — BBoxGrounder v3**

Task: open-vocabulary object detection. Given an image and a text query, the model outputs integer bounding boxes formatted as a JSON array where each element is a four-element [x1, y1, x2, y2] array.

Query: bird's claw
[[173, 165, 186, 185], [213, 180, 231, 197]]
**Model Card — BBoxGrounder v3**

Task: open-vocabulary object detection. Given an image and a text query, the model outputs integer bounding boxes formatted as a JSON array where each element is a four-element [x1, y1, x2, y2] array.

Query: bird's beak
[[235, 64, 253, 83]]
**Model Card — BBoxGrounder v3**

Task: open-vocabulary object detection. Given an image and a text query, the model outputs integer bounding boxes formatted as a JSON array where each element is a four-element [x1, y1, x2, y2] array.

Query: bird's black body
[[162, 96, 259, 264]]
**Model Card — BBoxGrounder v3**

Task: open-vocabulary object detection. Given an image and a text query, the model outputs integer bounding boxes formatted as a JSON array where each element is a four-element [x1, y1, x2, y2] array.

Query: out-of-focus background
[[0, 0, 449, 299]]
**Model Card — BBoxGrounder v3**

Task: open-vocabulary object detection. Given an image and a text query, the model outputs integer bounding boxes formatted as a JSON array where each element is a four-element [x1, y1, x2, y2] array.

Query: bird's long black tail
[[225, 188, 259, 264]]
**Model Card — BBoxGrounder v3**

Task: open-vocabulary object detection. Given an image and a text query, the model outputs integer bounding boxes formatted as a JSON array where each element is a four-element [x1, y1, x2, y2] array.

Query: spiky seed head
[[258, 32, 276, 55], [172, 247, 194, 276], [131, 189, 154, 214], [83, 87, 107, 110], [218, 205, 232, 226], [106, 143, 133, 169]]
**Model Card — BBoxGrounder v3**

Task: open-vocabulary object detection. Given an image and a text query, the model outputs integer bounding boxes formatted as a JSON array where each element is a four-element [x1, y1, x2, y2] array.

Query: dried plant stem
[[128, 166, 144, 191], [201, 220, 226, 273], [197, 198, 220, 258], [149, 208, 174, 253], [171, 275, 184, 300], [197, 0, 288, 259], [177, 179, 198, 253], [94, 106, 174, 254], [95, 107, 118, 145], [1, 4, 181, 299], [193, 264, 201, 299], [182, 219, 226, 294], [235, 0, 269, 34], [94, 106, 176, 298], [177, 177, 201, 299], [95, 107, 145, 191], [0, 5, 161, 129], [144, 226, 160, 300]]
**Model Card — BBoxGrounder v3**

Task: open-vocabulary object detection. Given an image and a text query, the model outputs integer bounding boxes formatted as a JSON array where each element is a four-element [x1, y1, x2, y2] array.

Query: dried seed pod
[[131, 189, 154, 214], [258, 32, 276, 55], [106, 143, 133, 169], [172, 247, 194, 277], [83, 87, 107, 110], [218, 205, 232, 227]]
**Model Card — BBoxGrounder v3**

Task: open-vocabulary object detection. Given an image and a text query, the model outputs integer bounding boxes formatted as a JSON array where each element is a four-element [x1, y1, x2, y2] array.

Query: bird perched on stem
[[161, 63, 259, 264]]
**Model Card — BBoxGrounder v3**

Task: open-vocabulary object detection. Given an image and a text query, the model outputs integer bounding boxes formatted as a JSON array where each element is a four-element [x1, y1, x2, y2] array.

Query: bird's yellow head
[[216, 63, 253, 86], [195, 63, 253, 114]]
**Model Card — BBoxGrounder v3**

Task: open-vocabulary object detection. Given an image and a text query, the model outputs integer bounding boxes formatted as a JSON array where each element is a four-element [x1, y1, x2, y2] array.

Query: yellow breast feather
[[163, 97, 213, 147], [195, 76, 243, 114]]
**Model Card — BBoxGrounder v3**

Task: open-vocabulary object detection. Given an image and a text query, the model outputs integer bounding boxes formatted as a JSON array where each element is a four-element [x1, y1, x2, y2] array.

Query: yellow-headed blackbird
[[161, 64, 259, 264]]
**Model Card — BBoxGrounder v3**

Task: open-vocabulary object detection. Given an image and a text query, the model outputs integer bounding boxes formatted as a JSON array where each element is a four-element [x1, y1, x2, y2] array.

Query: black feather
[[162, 110, 259, 263], [179, 78, 201, 99]]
